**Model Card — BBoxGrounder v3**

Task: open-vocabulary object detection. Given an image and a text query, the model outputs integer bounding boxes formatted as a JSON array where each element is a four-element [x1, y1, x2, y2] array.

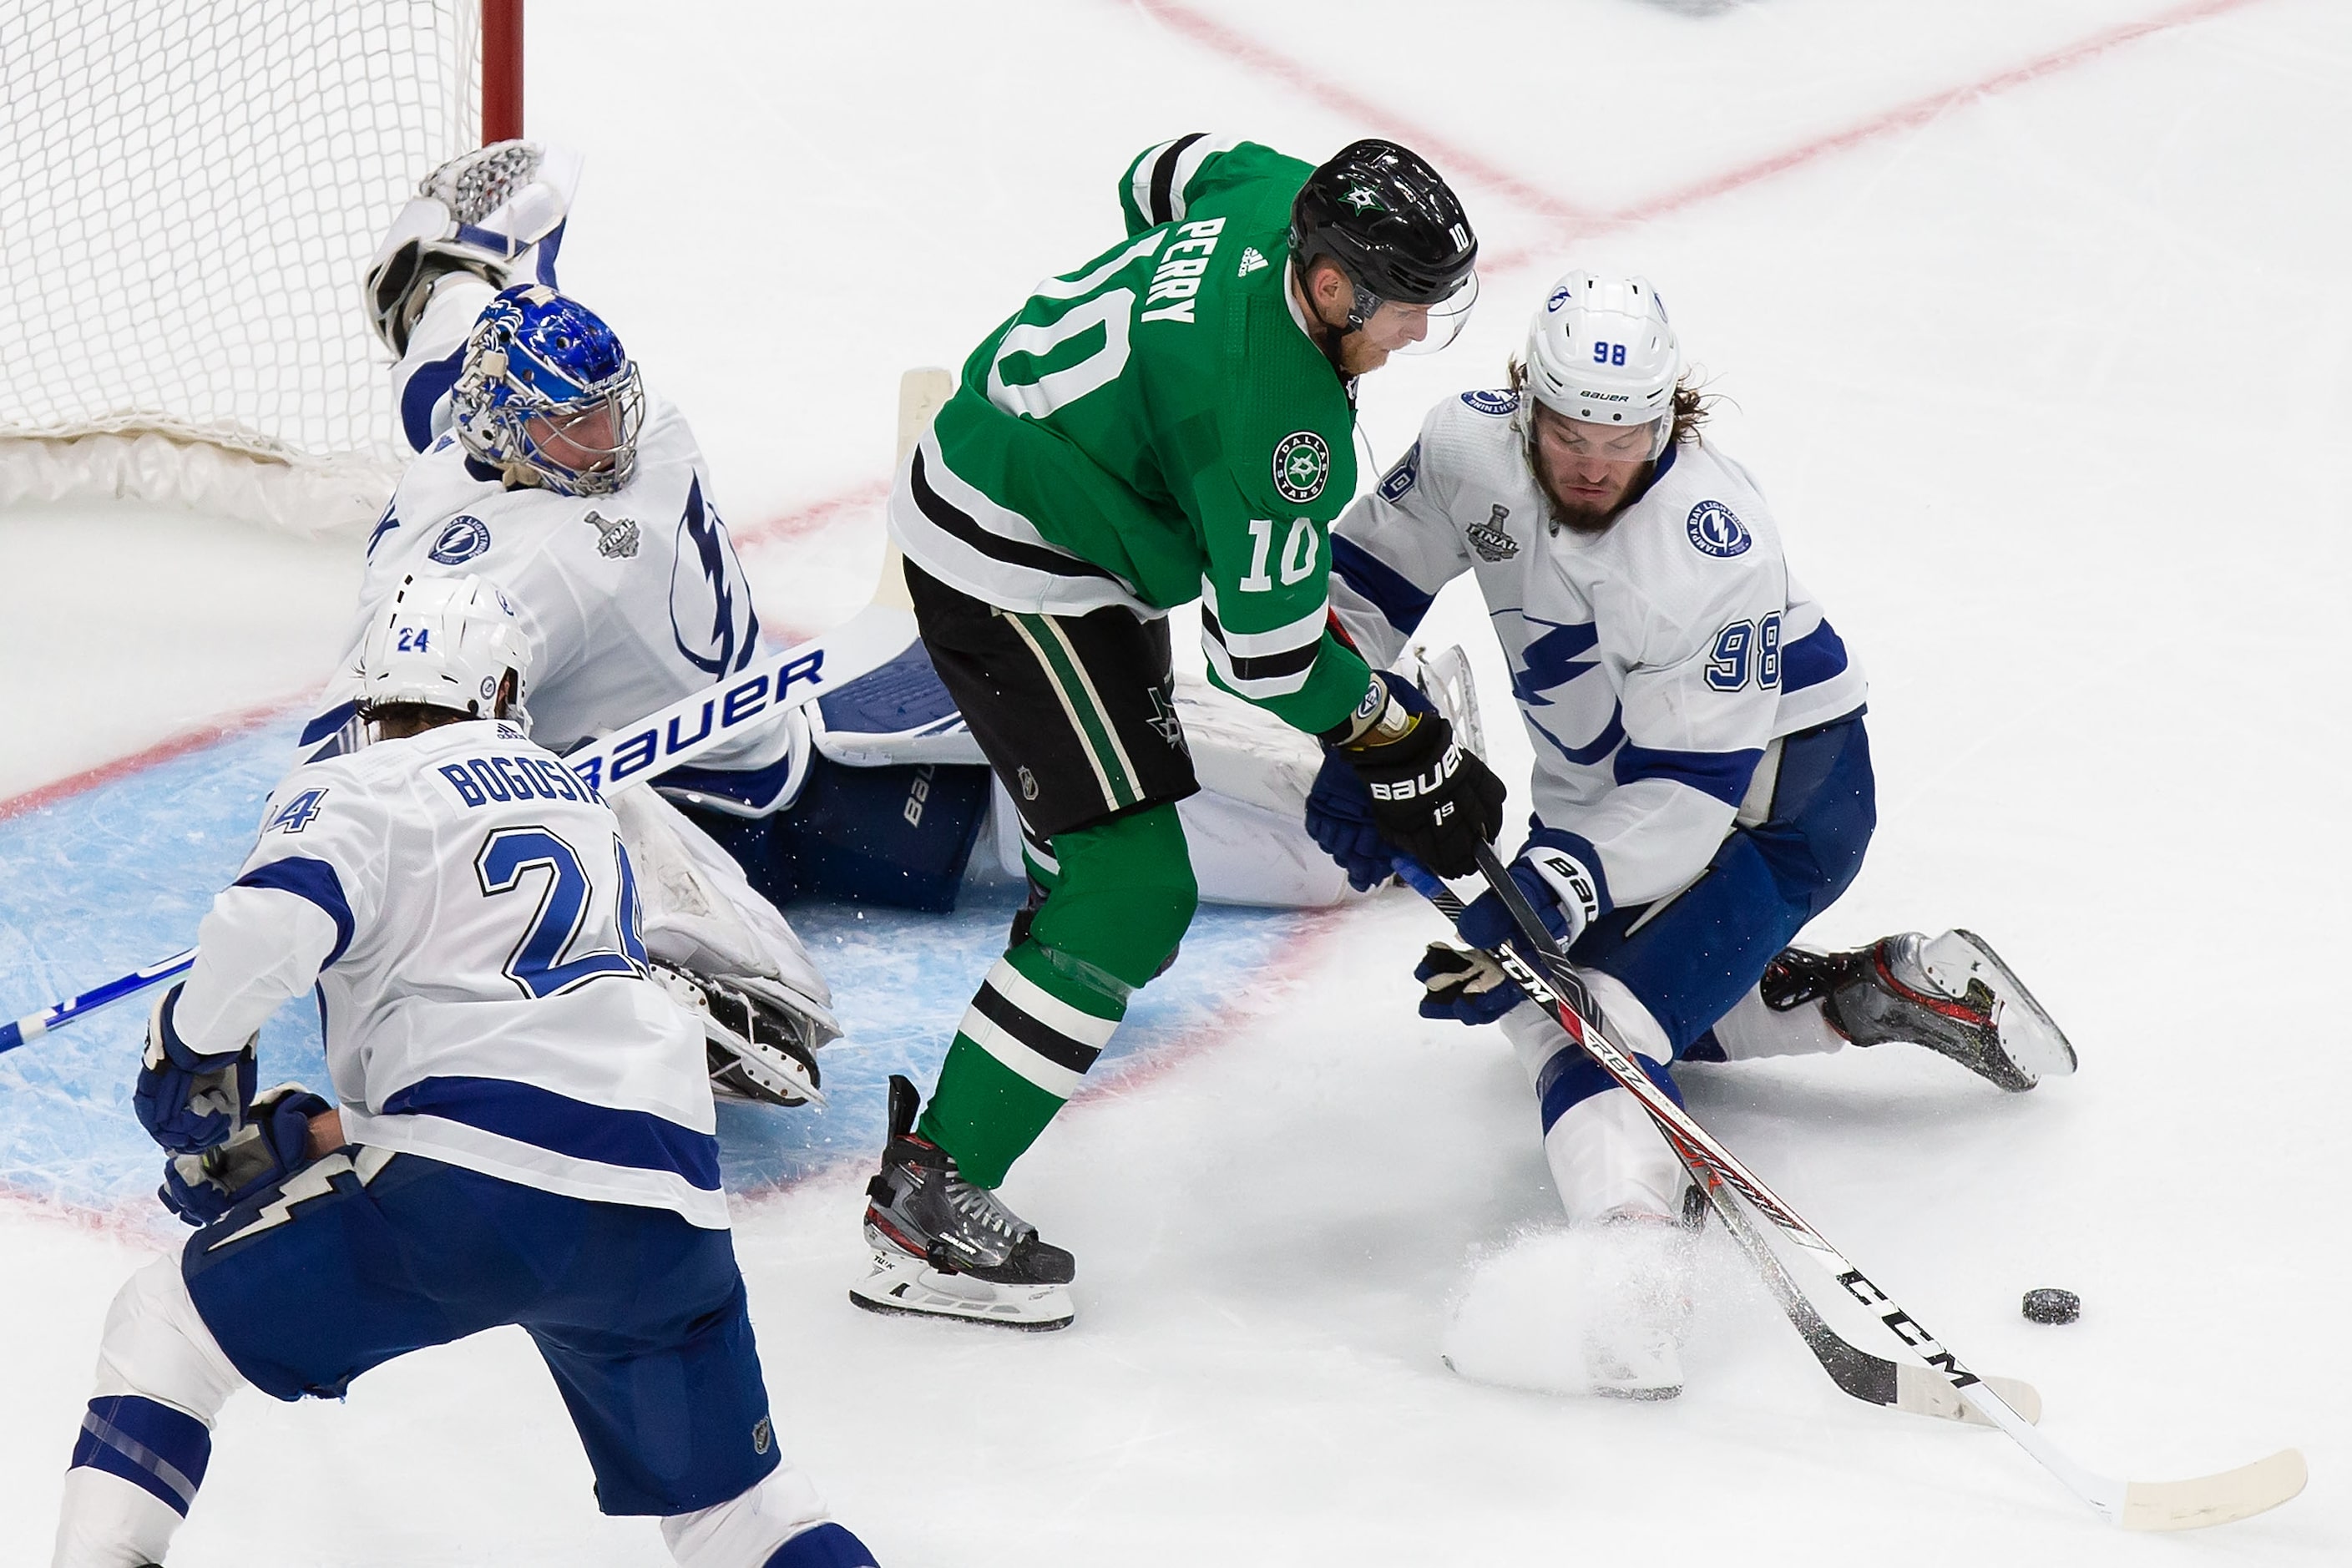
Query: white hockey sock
[[54, 1258, 248, 1568], [1542, 1089, 1689, 1227], [1708, 983, 1846, 1061], [1495, 979, 1686, 1227], [661, 1464, 838, 1568]]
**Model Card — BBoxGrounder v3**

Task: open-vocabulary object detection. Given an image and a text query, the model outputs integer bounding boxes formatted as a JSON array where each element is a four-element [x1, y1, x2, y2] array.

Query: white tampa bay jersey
[[304, 277, 798, 801], [1329, 388, 1869, 913], [169, 719, 727, 1227]]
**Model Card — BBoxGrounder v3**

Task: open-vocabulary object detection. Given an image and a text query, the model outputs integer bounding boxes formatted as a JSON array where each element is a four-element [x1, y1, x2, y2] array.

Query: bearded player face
[[1528, 402, 1659, 534]]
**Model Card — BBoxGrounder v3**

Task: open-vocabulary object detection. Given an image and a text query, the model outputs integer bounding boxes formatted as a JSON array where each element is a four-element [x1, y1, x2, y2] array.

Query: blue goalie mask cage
[[452, 284, 645, 497]]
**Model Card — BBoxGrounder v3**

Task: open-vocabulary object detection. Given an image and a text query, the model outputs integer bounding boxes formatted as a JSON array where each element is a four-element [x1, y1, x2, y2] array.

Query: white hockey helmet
[[357, 573, 532, 731], [1522, 272, 1682, 460]]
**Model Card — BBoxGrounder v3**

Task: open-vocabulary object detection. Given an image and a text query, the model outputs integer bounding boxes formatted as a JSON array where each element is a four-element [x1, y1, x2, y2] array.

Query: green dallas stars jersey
[[885, 134, 1373, 735]]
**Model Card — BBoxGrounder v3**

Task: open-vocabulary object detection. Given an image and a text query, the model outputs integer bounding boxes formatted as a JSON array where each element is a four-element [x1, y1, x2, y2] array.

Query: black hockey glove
[[1325, 670, 1505, 878]]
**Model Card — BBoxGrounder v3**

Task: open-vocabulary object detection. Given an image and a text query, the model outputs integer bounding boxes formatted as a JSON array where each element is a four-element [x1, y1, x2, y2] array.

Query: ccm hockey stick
[[1683, 1148, 2042, 1426], [0, 605, 915, 1057], [1414, 876, 2040, 1428], [1398, 844, 2304, 1531]]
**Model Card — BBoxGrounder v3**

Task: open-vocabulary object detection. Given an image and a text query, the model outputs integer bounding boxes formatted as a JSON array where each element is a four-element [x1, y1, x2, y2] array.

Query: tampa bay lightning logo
[[1460, 388, 1520, 416], [1545, 286, 1572, 312], [670, 478, 759, 678], [1378, 441, 1420, 503], [1686, 499, 1751, 558], [427, 514, 491, 564]]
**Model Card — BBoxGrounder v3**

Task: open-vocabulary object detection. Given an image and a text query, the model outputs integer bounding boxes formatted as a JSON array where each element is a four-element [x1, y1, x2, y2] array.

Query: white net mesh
[[0, 1, 483, 530]]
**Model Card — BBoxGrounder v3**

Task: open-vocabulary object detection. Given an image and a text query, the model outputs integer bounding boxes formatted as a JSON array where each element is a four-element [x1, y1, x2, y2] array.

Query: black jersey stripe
[[972, 982, 1102, 1075], [910, 448, 1124, 584], [1201, 603, 1323, 681], [1150, 132, 1208, 225]]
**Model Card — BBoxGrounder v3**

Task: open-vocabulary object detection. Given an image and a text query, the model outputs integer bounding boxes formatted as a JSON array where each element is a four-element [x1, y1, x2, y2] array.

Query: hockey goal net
[[0, 2, 507, 533]]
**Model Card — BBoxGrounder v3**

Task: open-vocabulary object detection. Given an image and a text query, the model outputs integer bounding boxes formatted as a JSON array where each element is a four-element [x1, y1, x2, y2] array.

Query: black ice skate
[[848, 1075, 1075, 1331], [1764, 931, 2076, 1092]]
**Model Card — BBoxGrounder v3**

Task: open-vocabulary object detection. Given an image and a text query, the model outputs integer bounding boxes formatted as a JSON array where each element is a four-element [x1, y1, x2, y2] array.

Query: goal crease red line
[[0, 691, 311, 826]]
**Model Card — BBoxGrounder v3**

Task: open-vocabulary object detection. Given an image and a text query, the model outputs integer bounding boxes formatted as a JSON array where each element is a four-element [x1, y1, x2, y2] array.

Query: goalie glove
[[364, 140, 582, 356], [1324, 670, 1505, 879], [650, 962, 826, 1108], [134, 984, 255, 1155], [159, 1085, 334, 1228]]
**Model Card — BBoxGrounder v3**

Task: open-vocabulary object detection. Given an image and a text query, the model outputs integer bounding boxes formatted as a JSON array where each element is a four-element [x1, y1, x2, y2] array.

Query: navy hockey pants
[[1565, 708, 1875, 1073], [181, 1150, 781, 1515]]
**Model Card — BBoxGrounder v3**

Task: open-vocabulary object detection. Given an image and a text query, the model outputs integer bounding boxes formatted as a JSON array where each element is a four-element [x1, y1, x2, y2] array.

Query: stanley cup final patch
[[1272, 431, 1330, 504]]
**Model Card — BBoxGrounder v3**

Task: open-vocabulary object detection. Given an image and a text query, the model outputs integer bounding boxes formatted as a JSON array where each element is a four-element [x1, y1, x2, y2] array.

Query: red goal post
[[0, 1, 524, 534]]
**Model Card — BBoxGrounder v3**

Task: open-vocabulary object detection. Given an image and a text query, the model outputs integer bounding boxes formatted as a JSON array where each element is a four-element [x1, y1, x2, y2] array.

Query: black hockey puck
[[2022, 1287, 2080, 1325]]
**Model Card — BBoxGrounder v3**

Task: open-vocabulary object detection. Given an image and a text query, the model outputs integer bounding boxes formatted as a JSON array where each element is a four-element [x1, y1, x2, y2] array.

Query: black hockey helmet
[[1289, 139, 1479, 315]]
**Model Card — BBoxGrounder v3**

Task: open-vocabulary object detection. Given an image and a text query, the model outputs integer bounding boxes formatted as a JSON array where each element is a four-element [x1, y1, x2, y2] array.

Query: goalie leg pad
[[690, 754, 993, 916]]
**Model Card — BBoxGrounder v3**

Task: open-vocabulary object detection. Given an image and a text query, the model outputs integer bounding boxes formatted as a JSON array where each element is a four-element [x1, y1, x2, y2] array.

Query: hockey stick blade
[[1399, 846, 2302, 1530], [0, 607, 914, 1056], [1692, 1161, 2041, 1426]]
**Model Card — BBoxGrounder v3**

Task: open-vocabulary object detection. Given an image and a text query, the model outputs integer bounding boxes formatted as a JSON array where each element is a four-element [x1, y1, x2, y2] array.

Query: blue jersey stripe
[[399, 344, 467, 454], [1613, 743, 1764, 807], [1330, 534, 1434, 635], [1782, 619, 1851, 695], [235, 857, 356, 969], [382, 1075, 723, 1191]]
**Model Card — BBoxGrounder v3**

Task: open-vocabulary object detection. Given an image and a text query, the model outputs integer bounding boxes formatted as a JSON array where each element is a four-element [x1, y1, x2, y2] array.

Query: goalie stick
[[0, 605, 913, 1057], [1399, 844, 2305, 1532]]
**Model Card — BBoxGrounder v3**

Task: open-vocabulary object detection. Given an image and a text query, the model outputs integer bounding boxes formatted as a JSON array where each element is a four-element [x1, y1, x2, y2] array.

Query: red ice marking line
[[0, 692, 309, 826], [732, 478, 893, 554], [1125, 0, 1596, 233], [726, 905, 1351, 1206], [1132, 0, 2270, 273], [1068, 903, 1351, 1109]]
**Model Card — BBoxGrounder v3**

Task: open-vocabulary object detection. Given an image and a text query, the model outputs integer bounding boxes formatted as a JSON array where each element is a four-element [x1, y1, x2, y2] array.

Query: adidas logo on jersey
[[1237, 247, 1268, 277]]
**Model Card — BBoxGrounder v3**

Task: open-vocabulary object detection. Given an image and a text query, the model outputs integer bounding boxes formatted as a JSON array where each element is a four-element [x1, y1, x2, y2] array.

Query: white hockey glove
[[365, 140, 583, 355]]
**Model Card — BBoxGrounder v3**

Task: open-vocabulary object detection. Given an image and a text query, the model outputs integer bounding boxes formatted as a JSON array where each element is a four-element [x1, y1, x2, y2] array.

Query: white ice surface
[[5, 0, 2349, 1560]]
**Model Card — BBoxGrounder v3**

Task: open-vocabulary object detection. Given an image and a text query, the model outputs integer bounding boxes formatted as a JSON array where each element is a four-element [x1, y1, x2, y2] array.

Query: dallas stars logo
[[1342, 185, 1385, 213], [1147, 685, 1189, 755], [1272, 430, 1330, 504]]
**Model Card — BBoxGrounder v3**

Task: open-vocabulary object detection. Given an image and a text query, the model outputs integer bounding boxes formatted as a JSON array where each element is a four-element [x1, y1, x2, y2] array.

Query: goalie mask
[[357, 572, 533, 732], [1521, 272, 1682, 462], [451, 284, 645, 496]]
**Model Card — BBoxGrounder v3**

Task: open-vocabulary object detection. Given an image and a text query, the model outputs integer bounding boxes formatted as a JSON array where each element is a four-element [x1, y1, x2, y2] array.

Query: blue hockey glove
[[159, 1085, 333, 1228], [1455, 839, 1606, 966], [134, 984, 256, 1154], [1415, 943, 1525, 1025], [1304, 749, 1392, 892]]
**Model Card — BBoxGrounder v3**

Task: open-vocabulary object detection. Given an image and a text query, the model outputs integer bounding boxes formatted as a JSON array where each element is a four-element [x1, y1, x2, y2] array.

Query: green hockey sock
[[919, 804, 1197, 1186]]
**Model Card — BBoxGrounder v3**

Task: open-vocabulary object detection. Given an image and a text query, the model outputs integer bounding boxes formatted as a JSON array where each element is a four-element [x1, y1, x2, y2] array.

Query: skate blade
[[1929, 930, 2077, 1081], [848, 1251, 1073, 1332]]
